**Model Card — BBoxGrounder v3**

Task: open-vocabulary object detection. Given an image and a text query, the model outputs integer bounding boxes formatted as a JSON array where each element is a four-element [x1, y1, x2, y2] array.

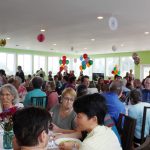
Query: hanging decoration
[[111, 65, 120, 76], [132, 52, 140, 65], [37, 33, 45, 42], [59, 56, 69, 72], [79, 53, 93, 71], [0, 39, 6, 46]]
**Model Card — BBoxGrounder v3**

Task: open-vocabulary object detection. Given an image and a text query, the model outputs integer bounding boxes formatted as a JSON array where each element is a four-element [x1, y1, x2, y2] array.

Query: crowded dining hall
[[0, 0, 150, 150]]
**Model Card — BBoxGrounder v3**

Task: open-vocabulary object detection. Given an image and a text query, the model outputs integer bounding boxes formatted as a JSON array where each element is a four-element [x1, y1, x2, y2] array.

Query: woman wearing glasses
[[50, 87, 77, 133]]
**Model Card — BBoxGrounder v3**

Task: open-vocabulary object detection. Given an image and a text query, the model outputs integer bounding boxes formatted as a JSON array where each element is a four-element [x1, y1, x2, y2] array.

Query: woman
[[128, 89, 150, 143], [50, 87, 76, 133], [59, 93, 122, 150], [0, 84, 23, 112], [45, 81, 58, 111]]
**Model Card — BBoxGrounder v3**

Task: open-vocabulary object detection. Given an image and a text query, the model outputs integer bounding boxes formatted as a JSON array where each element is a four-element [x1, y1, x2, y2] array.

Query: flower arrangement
[[0, 107, 17, 131]]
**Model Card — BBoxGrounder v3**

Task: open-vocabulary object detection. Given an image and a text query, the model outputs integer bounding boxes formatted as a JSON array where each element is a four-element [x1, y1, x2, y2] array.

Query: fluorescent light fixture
[[40, 29, 45, 32], [121, 44, 124, 47], [53, 44, 57, 46], [91, 39, 95, 41], [97, 16, 104, 20], [6, 37, 10, 40], [145, 32, 149, 35]]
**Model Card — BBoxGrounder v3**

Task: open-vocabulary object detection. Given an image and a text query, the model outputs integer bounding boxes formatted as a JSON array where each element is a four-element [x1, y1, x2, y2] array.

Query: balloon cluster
[[0, 39, 6, 46], [37, 33, 45, 42], [111, 65, 120, 76], [59, 56, 69, 72], [132, 52, 140, 65], [79, 54, 93, 71]]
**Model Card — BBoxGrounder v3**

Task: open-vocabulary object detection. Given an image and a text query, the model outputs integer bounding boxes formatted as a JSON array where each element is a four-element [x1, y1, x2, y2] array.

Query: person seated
[[76, 84, 88, 97], [0, 84, 23, 112], [128, 89, 150, 144], [12, 107, 52, 150], [50, 88, 76, 133], [59, 93, 122, 150], [24, 76, 46, 107]]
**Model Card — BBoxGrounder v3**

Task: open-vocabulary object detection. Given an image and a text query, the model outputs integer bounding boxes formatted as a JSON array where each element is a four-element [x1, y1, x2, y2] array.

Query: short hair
[[81, 75, 89, 83], [130, 89, 142, 104], [109, 81, 123, 96], [73, 93, 107, 125], [76, 84, 88, 97], [68, 76, 76, 84], [13, 107, 52, 146], [32, 77, 43, 89], [61, 87, 76, 99], [63, 76, 69, 82], [0, 83, 19, 104]]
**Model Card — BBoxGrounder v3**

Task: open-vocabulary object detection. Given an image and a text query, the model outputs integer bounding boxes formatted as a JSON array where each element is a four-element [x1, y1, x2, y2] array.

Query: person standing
[[16, 66, 25, 83]]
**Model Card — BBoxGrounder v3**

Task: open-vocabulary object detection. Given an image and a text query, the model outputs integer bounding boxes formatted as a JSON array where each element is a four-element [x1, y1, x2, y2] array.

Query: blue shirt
[[142, 89, 150, 103], [102, 92, 126, 123], [128, 102, 150, 139], [24, 89, 46, 107]]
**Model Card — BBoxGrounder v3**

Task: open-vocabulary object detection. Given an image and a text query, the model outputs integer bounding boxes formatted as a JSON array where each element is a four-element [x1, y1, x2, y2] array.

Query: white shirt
[[80, 126, 122, 150]]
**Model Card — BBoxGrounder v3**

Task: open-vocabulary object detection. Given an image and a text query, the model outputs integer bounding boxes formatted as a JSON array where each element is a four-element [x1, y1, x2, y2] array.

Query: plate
[[55, 137, 82, 145]]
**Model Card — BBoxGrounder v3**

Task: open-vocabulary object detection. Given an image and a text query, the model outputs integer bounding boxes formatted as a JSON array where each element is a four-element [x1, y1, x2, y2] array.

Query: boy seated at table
[[59, 93, 122, 150], [12, 107, 52, 150]]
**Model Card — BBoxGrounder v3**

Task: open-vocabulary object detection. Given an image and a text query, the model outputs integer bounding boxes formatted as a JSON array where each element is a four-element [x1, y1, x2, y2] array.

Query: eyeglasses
[[63, 97, 74, 102]]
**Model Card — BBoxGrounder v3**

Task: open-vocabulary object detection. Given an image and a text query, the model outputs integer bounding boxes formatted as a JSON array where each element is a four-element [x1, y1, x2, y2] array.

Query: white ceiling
[[1, 0, 150, 54]]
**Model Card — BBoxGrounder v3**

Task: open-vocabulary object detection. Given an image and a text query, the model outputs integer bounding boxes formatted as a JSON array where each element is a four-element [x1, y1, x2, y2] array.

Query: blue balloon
[[82, 60, 86, 66], [80, 56, 83, 61]]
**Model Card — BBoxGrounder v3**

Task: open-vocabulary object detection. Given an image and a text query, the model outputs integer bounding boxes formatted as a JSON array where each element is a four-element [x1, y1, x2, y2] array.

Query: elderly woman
[[50, 87, 76, 133], [0, 84, 23, 112]]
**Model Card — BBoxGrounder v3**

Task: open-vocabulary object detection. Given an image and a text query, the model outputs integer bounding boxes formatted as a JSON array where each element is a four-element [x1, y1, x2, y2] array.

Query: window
[[18, 54, 32, 75], [120, 57, 134, 77], [48, 57, 60, 76], [0, 53, 15, 75], [106, 57, 119, 76], [93, 58, 105, 74]]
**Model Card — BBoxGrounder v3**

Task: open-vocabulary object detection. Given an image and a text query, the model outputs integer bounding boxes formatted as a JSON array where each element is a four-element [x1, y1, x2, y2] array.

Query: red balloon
[[37, 33, 45, 42], [62, 59, 66, 65], [62, 56, 66, 60], [112, 71, 114, 74], [83, 54, 88, 59]]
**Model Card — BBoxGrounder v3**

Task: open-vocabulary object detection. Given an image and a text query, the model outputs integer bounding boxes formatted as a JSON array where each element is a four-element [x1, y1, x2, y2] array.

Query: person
[[142, 77, 150, 103], [65, 76, 76, 90], [59, 93, 122, 150], [76, 84, 88, 97], [16, 66, 25, 83], [102, 81, 126, 123], [80, 75, 90, 88], [96, 77, 105, 93], [50, 88, 76, 133], [12, 107, 52, 150], [45, 81, 58, 111], [128, 89, 150, 144], [24, 77, 46, 107], [0, 84, 23, 112]]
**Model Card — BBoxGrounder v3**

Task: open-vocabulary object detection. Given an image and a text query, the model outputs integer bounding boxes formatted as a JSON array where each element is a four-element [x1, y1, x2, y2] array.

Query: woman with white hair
[[0, 84, 23, 112]]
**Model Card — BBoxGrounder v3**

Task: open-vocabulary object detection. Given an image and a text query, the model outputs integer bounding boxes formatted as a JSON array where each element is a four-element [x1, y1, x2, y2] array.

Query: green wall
[[0, 47, 150, 79]]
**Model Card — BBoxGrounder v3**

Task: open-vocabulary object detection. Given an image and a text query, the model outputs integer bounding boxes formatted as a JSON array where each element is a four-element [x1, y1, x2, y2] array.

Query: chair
[[31, 96, 47, 108], [141, 106, 150, 144], [134, 136, 150, 150], [117, 113, 136, 150]]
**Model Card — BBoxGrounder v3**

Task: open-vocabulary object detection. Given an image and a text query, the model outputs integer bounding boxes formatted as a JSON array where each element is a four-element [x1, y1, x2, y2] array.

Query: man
[[142, 77, 150, 103], [16, 66, 25, 83], [12, 107, 52, 150], [102, 81, 126, 123]]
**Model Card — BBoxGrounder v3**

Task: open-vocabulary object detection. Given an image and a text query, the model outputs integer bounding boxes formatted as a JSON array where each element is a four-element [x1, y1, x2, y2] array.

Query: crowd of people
[[0, 66, 150, 150]]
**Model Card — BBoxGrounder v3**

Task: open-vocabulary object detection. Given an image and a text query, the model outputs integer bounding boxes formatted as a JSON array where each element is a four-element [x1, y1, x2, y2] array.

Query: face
[[83, 78, 90, 88], [61, 93, 75, 110], [144, 78, 150, 90], [1, 88, 14, 108], [76, 113, 96, 132]]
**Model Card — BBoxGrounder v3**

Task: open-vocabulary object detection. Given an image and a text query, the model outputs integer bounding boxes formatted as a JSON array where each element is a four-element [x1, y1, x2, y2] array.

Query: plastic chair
[[117, 113, 136, 150], [31, 96, 47, 108]]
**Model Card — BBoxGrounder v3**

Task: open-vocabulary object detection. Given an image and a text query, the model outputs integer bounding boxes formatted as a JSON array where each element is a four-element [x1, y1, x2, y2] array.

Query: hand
[[51, 123, 61, 132], [59, 141, 76, 150]]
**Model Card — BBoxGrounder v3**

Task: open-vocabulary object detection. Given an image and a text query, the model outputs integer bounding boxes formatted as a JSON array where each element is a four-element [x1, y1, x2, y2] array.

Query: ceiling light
[[6, 37, 10, 40], [145, 32, 149, 35], [97, 16, 103, 20], [91, 39, 95, 41], [53, 44, 57, 46], [84, 48, 88, 50], [40, 29, 45, 32], [121, 44, 124, 47]]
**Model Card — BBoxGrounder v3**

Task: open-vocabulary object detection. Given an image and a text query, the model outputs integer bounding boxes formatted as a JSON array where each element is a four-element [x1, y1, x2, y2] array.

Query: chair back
[[141, 106, 150, 144], [31, 96, 47, 108], [117, 113, 136, 150]]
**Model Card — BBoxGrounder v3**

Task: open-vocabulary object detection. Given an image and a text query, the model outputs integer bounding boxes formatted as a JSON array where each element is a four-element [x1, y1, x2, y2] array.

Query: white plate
[[55, 138, 82, 145]]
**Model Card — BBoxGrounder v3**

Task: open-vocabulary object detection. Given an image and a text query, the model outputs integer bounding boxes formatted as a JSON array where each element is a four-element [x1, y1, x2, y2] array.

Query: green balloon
[[118, 71, 120, 75], [59, 60, 62, 65], [114, 67, 116, 71], [66, 60, 69, 64], [89, 60, 93, 65], [82, 64, 86, 70]]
